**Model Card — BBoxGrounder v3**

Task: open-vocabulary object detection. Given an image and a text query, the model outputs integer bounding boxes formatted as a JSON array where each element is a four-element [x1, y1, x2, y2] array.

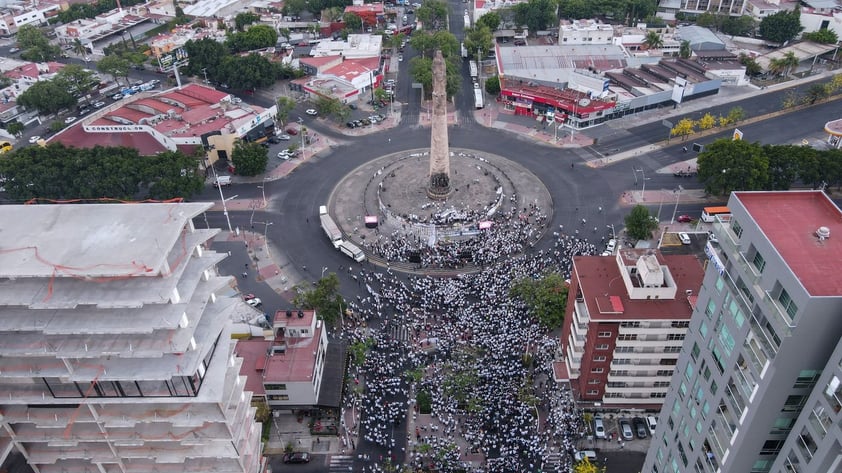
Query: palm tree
[[767, 57, 786, 77], [780, 51, 799, 76], [643, 31, 664, 50], [71, 38, 87, 58], [679, 40, 691, 59]]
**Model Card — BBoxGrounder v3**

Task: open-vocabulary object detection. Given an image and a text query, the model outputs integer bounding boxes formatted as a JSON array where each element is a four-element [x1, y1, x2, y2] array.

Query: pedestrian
[[306, 217, 309, 223], [570, 162, 574, 168], [241, 272, 247, 278]]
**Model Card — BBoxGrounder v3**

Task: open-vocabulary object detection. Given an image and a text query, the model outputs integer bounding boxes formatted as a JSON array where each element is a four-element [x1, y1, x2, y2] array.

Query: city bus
[[701, 206, 731, 223]]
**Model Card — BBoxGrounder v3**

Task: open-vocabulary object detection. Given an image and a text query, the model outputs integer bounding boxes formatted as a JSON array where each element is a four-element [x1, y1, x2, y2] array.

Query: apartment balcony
[[761, 291, 795, 337], [575, 300, 591, 323], [743, 335, 770, 378]]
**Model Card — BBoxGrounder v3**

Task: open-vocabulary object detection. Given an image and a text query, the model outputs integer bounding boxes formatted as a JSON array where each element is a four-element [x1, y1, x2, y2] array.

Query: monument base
[[427, 173, 451, 199]]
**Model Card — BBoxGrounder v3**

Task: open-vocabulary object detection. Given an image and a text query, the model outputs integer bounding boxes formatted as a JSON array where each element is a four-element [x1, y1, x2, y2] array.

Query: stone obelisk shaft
[[427, 50, 451, 199]]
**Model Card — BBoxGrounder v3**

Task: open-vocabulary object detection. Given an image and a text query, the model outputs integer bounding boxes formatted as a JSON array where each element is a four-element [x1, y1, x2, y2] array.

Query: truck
[[339, 240, 366, 262], [461, 42, 468, 59], [320, 212, 343, 249], [469, 61, 478, 79], [474, 88, 483, 109]]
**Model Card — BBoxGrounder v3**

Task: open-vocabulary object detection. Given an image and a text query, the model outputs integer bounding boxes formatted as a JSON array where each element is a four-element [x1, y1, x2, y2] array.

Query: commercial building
[[0, 202, 264, 473], [642, 191, 842, 473], [0, 0, 60, 36], [558, 249, 704, 409], [236, 309, 345, 410], [293, 56, 381, 104]]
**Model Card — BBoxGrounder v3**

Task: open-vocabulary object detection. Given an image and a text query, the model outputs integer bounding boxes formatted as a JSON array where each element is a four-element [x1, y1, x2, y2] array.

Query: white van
[[339, 240, 366, 262], [213, 175, 231, 187], [574, 450, 597, 462], [647, 415, 658, 434]]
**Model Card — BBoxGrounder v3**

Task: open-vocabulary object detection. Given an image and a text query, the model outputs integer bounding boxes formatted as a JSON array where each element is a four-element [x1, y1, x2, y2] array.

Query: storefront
[[501, 84, 615, 129]]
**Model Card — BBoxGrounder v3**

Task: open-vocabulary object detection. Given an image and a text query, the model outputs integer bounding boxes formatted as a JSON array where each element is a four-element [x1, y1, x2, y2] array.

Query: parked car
[[246, 297, 262, 308], [305, 108, 318, 116], [286, 128, 298, 135], [9, 47, 19, 53], [282, 452, 310, 464], [606, 239, 616, 253], [619, 418, 634, 441], [678, 232, 691, 245], [28, 135, 41, 144], [213, 176, 232, 187], [276, 134, 291, 141], [646, 416, 658, 434], [112, 93, 124, 100], [677, 214, 693, 223], [633, 417, 647, 439], [594, 414, 606, 439], [64, 116, 77, 124], [93, 101, 106, 108], [346, 121, 357, 128], [243, 293, 256, 301], [574, 450, 597, 462]]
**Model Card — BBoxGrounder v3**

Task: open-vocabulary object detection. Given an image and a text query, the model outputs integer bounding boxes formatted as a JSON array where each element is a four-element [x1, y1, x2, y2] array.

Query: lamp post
[[634, 168, 650, 202], [208, 161, 234, 233], [670, 185, 684, 224], [258, 178, 268, 207], [201, 67, 209, 84]]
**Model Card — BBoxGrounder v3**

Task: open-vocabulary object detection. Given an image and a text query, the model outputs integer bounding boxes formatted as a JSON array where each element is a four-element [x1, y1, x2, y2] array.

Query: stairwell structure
[[0, 202, 263, 473]]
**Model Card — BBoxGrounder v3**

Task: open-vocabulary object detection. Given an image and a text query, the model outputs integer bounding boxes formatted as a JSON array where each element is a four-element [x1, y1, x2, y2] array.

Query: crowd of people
[[342, 229, 601, 472], [363, 201, 551, 269]]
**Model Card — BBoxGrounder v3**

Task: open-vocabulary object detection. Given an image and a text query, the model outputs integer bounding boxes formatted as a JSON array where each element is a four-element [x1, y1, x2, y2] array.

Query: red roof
[[49, 125, 167, 156], [344, 4, 384, 13], [735, 191, 842, 296], [324, 57, 378, 81], [501, 82, 616, 114]]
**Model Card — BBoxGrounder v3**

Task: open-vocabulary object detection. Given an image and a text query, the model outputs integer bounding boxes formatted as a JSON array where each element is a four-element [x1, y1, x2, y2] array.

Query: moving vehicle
[[678, 232, 691, 245], [633, 417, 647, 439], [619, 418, 633, 440], [469, 61, 478, 79], [93, 101, 106, 108], [28, 136, 40, 144], [701, 206, 731, 223], [64, 116, 77, 124], [574, 450, 597, 462], [246, 298, 262, 308], [320, 212, 343, 248], [677, 214, 693, 223], [474, 88, 483, 109], [282, 452, 310, 464], [0, 140, 11, 153], [305, 109, 317, 116], [339, 240, 366, 262], [593, 414, 605, 439], [213, 176, 232, 187]]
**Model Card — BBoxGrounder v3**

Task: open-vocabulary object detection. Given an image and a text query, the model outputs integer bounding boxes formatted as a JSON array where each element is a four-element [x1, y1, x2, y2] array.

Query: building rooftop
[[734, 191, 842, 296], [574, 250, 704, 321], [498, 43, 626, 84], [0, 203, 212, 278]]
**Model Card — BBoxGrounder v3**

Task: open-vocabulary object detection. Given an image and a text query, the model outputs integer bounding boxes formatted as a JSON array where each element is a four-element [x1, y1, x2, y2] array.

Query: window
[[598, 331, 612, 337], [760, 439, 784, 455], [783, 395, 805, 412], [667, 334, 685, 341], [710, 380, 718, 395], [660, 358, 677, 366], [616, 346, 634, 353], [621, 321, 641, 328], [772, 417, 795, 434], [718, 324, 735, 357], [732, 219, 743, 238], [703, 365, 712, 381], [751, 250, 766, 273], [588, 378, 601, 384], [778, 288, 798, 320], [658, 370, 673, 377], [268, 394, 290, 401], [615, 358, 631, 364], [664, 346, 681, 353], [650, 392, 666, 398], [655, 381, 670, 388], [587, 389, 599, 395], [797, 428, 817, 459], [685, 362, 695, 382], [691, 343, 700, 361], [591, 368, 604, 373], [700, 321, 709, 339], [618, 334, 638, 341], [672, 321, 690, 328], [265, 384, 288, 391], [596, 344, 610, 350], [794, 370, 821, 388], [705, 300, 716, 318], [593, 356, 607, 362]]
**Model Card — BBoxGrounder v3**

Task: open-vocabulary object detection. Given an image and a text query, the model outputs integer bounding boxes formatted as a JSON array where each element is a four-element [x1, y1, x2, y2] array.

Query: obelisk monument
[[427, 50, 451, 199]]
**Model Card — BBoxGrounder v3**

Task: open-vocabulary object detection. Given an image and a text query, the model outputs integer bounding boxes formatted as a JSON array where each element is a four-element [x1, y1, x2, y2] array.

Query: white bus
[[339, 240, 366, 262], [474, 88, 484, 109]]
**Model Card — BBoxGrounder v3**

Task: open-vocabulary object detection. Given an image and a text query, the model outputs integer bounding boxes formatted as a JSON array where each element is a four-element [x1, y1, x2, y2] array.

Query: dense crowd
[[364, 202, 550, 268], [343, 231, 600, 472]]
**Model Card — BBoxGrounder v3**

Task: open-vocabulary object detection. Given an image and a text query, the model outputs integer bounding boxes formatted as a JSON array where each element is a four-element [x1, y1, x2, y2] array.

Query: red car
[[286, 128, 299, 135], [677, 215, 693, 223]]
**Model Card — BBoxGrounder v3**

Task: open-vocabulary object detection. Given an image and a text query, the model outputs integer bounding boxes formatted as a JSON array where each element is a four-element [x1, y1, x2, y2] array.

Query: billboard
[[157, 48, 189, 72]]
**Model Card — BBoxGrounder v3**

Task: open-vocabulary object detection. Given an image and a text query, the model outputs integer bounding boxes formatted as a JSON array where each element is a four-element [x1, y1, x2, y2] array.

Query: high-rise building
[[0, 203, 264, 473], [642, 190, 842, 473], [559, 249, 704, 409]]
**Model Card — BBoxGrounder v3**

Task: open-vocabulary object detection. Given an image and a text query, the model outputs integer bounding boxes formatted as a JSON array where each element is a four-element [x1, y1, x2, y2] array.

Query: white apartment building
[[0, 0, 60, 36], [559, 19, 615, 45], [0, 203, 264, 473]]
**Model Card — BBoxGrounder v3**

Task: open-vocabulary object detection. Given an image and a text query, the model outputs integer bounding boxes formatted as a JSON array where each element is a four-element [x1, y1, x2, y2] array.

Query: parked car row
[[593, 414, 656, 441], [346, 114, 386, 128]]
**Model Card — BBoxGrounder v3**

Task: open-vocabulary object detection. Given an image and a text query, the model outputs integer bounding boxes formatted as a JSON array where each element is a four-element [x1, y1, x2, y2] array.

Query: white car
[[246, 298, 262, 308], [398, 54, 404, 62], [305, 109, 318, 116], [276, 134, 291, 141], [64, 116, 77, 124], [28, 135, 41, 144], [277, 150, 294, 160], [93, 101, 106, 108], [112, 93, 124, 100], [678, 232, 691, 245]]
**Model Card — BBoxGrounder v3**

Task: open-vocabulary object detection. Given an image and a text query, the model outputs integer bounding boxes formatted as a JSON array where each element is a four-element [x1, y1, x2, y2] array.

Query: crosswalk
[[388, 324, 411, 343], [543, 452, 564, 472], [328, 454, 354, 472]]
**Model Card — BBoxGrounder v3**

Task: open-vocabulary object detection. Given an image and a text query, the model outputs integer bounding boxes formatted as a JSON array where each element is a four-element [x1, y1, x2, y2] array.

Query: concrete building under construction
[[0, 203, 264, 473]]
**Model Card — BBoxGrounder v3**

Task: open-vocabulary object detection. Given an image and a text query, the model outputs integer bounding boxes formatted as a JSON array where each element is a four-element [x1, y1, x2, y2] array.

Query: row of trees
[[509, 272, 569, 329], [56, 0, 146, 24], [697, 139, 842, 196], [557, 0, 658, 26], [409, 30, 463, 98], [0, 144, 204, 201], [182, 37, 303, 90], [669, 107, 746, 140]]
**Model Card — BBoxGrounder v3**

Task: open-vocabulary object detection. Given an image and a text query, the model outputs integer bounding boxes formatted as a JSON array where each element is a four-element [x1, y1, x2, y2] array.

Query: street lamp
[[634, 168, 650, 202], [258, 178, 268, 206], [670, 185, 684, 224], [321, 266, 328, 278], [208, 161, 235, 233]]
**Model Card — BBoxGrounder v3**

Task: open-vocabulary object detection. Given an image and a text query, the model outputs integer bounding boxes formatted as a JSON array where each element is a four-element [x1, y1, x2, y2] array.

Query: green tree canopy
[[231, 140, 268, 176], [759, 10, 803, 45], [476, 11, 501, 31], [17, 80, 76, 115], [97, 54, 131, 85], [409, 30, 460, 58], [183, 37, 229, 79], [802, 29, 839, 44], [464, 25, 494, 60], [275, 96, 296, 125], [416, 0, 448, 27], [342, 12, 363, 32], [485, 75, 501, 95], [226, 24, 278, 53], [643, 31, 663, 49], [216, 53, 279, 90], [679, 40, 692, 59], [0, 144, 203, 201], [721, 15, 756, 36], [292, 273, 345, 325], [409, 55, 462, 98], [624, 205, 659, 240], [512, 0, 558, 32], [697, 139, 769, 195], [509, 272, 569, 329], [234, 12, 260, 31], [738, 53, 762, 76], [17, 24, 61, 62], [54, 64, 98, 103]]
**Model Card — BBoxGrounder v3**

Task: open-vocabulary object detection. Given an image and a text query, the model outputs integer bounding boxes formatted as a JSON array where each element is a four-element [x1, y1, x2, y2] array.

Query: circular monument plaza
[[329, 147, 553, 271]]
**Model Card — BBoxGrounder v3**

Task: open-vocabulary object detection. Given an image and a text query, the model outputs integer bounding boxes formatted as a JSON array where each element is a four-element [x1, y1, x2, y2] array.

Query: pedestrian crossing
[[543, 452, 564, 472], [388, 324, 410, 342], [329, 454, 354, 472]]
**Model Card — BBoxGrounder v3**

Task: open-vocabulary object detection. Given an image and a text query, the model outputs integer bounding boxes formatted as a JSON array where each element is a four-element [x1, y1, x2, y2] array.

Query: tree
[[216, 54, 278, 90], [512, 0, 558, 32], [17, 24, 60, 62], [738, 53, 762, 76], [509, 272, 568, 329], [55, 64, 98, 104], [696, 139, 769, 195], [17, 80, 76, 115], [183, 38, 229, 79], [342, 12, 363, 32], [679, 40, 691, 59], [475, 11, 501, 31], [804, 83, 830, 104], [763, 144, 800, 190], [726, 106, 745, 124], [697, 112, 715, 130], [226, 24, 278, 53], [145, 151, 205, 200], [234, 12, 260, 31], [803, 29, 839, 44], [409, 30, 460, 59], [416, 0, 448, 28], [410, 55, 462, 98], [97, 54, 131, 85], [485, 75, 501, 95], [670, 118, 696, 141], [721, 15, 755, 36], [759, 9, 803, 45], [231, 140, 268, 176], [558, 0, 595, 19], [292, 273, 345, 325], [624, 205, 659, 240], [276, 96, 296, 125], [643, 31, 663, 49], [464, 25, 493, 60], [5, 121, 24, 137], [573, 457, 607, 473], [71, 38, 88, 57]]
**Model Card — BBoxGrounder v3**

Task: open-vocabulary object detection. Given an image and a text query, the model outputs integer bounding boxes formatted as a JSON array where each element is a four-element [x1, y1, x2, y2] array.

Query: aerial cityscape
[[0, 0, 840, 472]]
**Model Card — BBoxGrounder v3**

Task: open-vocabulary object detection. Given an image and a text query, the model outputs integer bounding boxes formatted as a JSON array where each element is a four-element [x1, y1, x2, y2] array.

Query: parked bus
[[474, 88, 483, 109], [701, 206, 730, 223], [339, 240, 366, 262]]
